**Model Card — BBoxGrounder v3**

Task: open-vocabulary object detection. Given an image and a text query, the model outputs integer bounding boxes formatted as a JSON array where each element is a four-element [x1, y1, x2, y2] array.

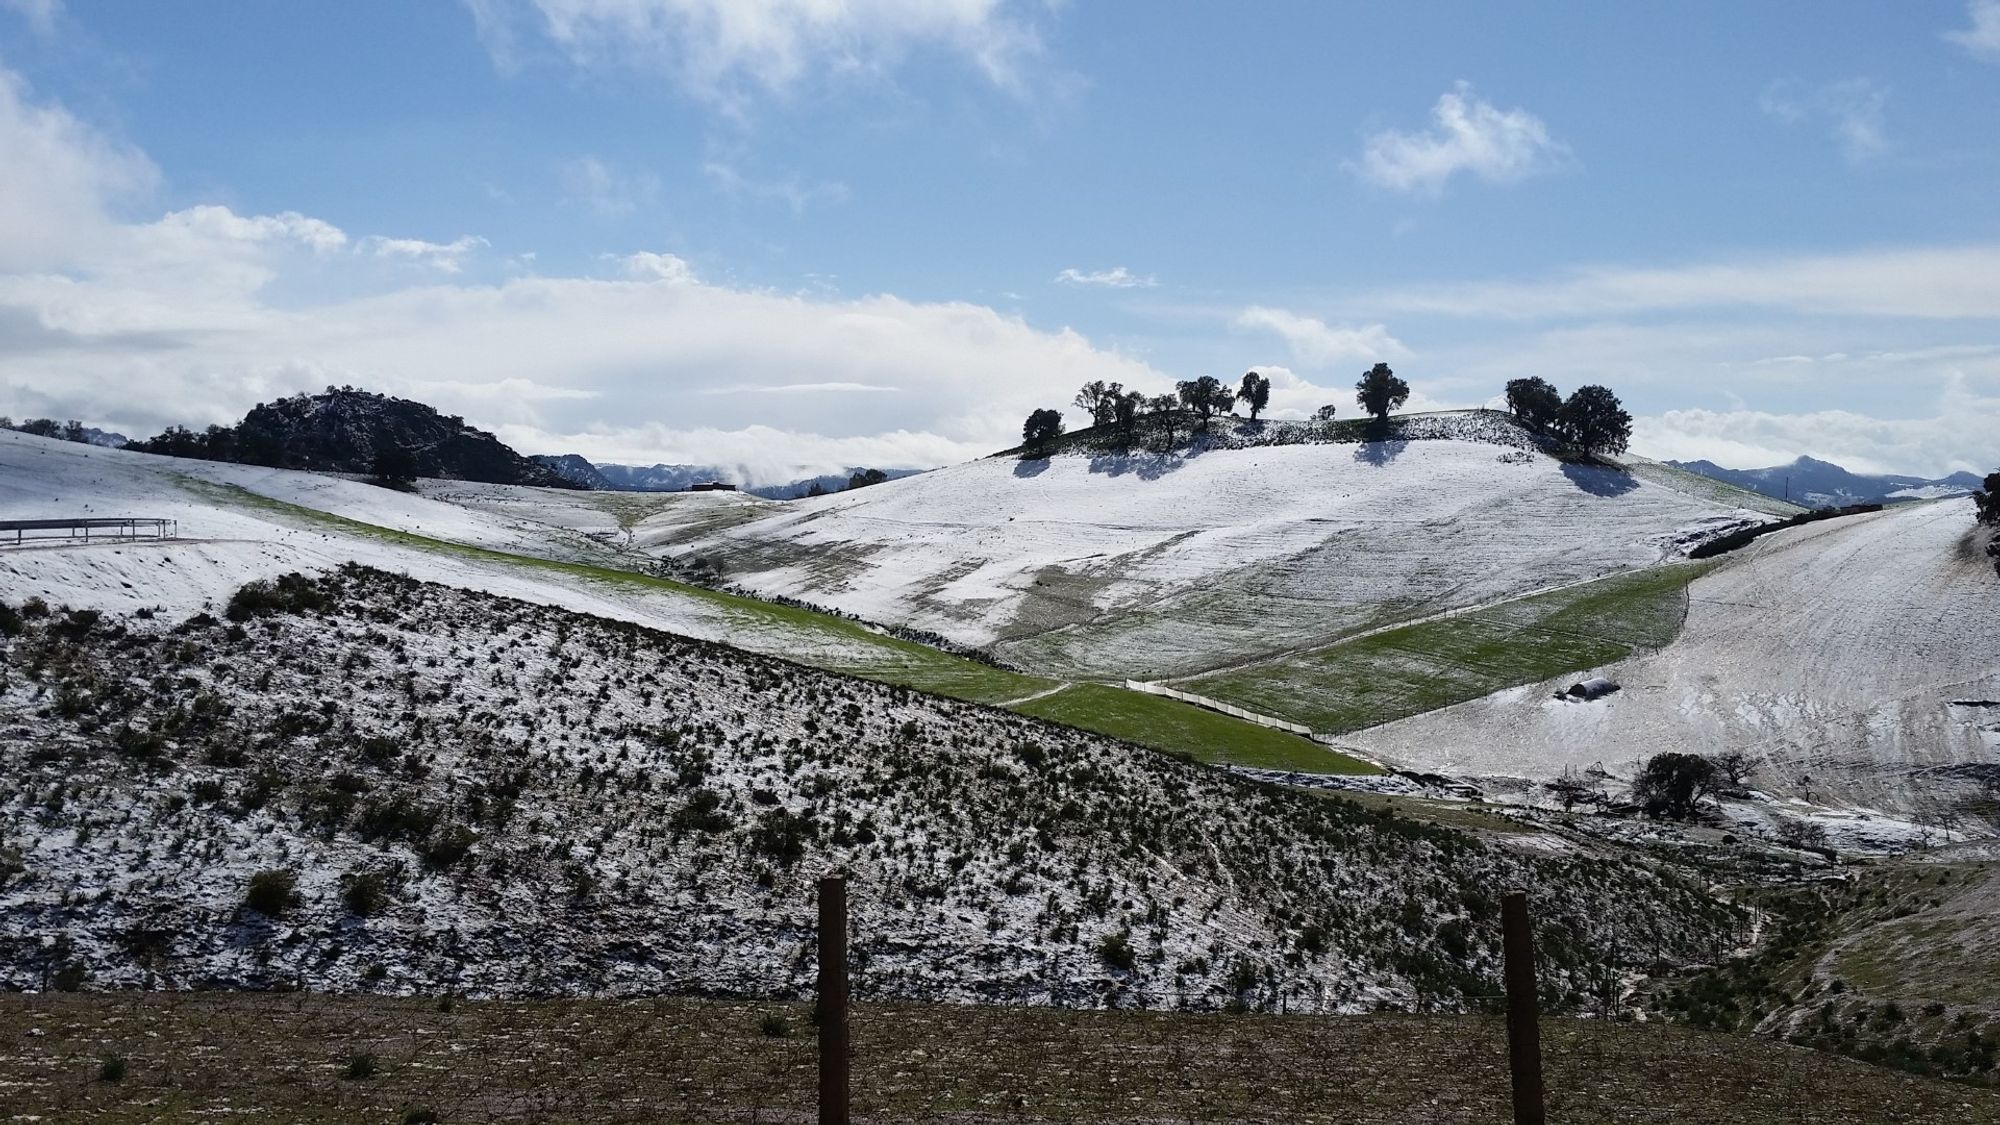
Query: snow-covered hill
[[1342, 499, 2000, 813], [646, 414, 1781, 679], [0, 568, 1738, 1009]]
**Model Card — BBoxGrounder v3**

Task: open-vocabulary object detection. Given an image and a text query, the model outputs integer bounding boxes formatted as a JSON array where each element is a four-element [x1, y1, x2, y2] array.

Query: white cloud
[[1054, 266, 1155, 289], [0, 68, 158, 272], [558, 155, 660, 218], [1355, 82, 1567, 196], [619, 251, 698, 283], [2, 0, 59, 34], [361, 234, 487, 273], [0, 62, 1169, 484], [1635, 376, 2000, 477], [478, 0, 1047, 106], [1362, 244, 2000, 321], [1946, 1, 2000, 60], [1232, 306, 1407, 367], [1761, 78, 1888, 163]]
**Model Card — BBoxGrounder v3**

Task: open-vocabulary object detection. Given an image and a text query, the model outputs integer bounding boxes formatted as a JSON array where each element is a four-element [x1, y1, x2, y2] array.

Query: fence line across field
[[1123, 679, 1316, 737], [0, 517, 179, 547]]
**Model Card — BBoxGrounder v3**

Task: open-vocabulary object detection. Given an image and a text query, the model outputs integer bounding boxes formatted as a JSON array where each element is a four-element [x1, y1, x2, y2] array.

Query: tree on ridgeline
[[1112, 390, 1145, 451], [1314, 404, 1338, 421], [847, 468, 890, 490], [1354, 362, 1409, 423], [1146, 393, 1184, 449], [1504, 377, 1563, 433], [1021, 408, 1066, 454], [1176, 375, 1236, 432], [1555, 385, 1633, 459], [1073, 381, 1122, 428], [1238, 371, 1272, 421]]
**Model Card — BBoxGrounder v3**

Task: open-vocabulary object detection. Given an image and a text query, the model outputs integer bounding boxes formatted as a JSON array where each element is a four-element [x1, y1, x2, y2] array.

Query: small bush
[[0, 601, 22, 637], [226, 573, 330, 622], [244, 868, 300, 917], [342, 872, 390, 917], [344, 1052, 378, 1080], [758, 1013, 791, 1038], [98, 1055, 128, 1083], [1098, 931, 1137, 972], [402, 1108, 438, 1125], [53, 963, 87, 992]]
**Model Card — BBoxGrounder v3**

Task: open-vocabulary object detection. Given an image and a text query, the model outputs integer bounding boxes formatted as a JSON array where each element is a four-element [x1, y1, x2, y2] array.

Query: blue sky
[[2, 0, 1997, 480]]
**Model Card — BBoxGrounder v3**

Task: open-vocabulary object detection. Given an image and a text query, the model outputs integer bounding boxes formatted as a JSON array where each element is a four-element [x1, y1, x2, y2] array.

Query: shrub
[[344, 1052, 378, 1080], [0, 601, 21, 637], [98, 1054, 128, 1083], [758, 1013, 792, 1038], [342, 872, 390, 917], [1098, 931, 1137, 971], [420, 824, 477, 870], [671, 789, 730, 834], [244, 868, 300, 917], [226, 573, 330, 622]]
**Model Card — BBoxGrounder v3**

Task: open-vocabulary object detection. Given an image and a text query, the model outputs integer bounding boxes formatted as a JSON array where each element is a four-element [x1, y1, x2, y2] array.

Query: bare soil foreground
[[5, 994, 1998, 1123]]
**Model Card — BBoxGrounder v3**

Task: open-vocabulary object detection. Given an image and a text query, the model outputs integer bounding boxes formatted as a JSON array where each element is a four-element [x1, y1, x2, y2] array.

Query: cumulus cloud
[[361, 234, 487, 273], [1232, 307, 1406, 367], [1634, 376, 2000, 477], [1054, 266, 1155, 289], [472, 0, 1048, 106], [619, 251, 699, 283], [1361, 244, 2000, 321], [1354, 82, 1567, 196], [0, 62, 1169, 483], [558, 155, 660, 218], [0, 68, 158, 272], [1946, 0, 2000, 60], [1761, 78, 1889, 163]]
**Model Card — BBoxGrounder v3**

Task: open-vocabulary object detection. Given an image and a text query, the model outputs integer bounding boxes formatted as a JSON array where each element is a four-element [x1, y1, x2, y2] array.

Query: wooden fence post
[[818, 875, 850, 1125], [1501, 889, 1546, 1125]]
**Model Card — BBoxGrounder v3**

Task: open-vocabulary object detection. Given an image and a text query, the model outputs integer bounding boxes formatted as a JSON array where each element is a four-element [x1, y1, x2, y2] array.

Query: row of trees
[[1024, 363, 1631, 458], [0, 417, 96, 445], [1503, 377, 1632, 458]]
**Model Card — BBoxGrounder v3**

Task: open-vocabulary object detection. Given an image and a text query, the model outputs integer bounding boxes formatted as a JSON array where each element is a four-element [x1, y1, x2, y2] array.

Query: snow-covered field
[[643, 415, 1777, 679], [0, 431, 888, 671], [1342, 499, 2000, 812]]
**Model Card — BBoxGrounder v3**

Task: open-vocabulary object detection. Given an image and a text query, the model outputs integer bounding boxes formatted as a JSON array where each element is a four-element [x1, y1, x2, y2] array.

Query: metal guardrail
[[0, 517, 179, 546]]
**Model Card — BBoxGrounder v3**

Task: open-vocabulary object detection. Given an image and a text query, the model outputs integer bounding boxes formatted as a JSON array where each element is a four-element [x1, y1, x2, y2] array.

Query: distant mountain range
[[128, 388, 573, 488], [1666, 455, 1983, 509], [532, 454, 921, 499]]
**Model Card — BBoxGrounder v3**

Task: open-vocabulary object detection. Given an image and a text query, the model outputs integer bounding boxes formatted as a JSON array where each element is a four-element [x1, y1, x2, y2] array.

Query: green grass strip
[[1014, 683, 1377, 774]]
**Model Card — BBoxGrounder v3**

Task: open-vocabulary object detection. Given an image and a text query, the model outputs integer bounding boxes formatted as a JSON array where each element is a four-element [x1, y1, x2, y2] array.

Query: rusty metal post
[[818, 875, 850, 1125], [1501, 889, 1546, 1125]]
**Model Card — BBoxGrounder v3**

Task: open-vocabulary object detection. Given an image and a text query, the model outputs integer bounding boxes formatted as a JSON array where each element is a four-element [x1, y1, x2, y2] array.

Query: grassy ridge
[[1190, 563, 1712, 735], [183, 477, 1378, 773]]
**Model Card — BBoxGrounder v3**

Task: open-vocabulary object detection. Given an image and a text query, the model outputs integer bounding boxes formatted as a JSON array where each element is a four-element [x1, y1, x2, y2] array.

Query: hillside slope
[[1341, 499, 2000, 811], [650, 413, 1779, 680], [0, 429, 1359, 773], [0, 568, 1737, 1010]]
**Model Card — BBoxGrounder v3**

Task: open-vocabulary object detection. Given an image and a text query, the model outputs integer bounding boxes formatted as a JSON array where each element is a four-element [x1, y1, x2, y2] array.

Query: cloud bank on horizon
[[0, 1, 1996, 481]]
